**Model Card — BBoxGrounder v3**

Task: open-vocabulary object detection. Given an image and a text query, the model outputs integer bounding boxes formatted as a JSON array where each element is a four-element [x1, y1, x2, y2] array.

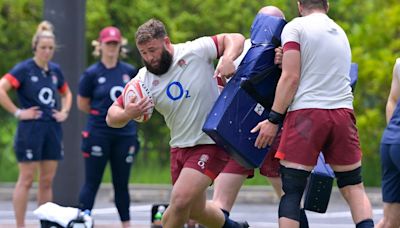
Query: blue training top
[[79, 61, 139, 136], [4, 58, 68, 122], [382, 99, 400, 144]]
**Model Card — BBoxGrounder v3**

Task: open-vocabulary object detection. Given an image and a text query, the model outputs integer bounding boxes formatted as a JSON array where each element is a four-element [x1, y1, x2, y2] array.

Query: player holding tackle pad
[[251, 0, 374, 227]]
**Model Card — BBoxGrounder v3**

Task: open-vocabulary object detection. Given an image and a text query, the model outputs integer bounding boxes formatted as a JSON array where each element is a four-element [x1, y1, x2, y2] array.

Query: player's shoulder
[[192, 36, 214, 45], [179, 37, 214, 49], [134, 67, 156, 87], [136, 67, 149, 79], [13, 58, 34, 71], [285, 16, 303, 27], [86, 62, 102, 72], [48, 61, 62, 72], [282, 17, 305, 37], [177, 37, 216, 59], [82, 62, 104, 77]]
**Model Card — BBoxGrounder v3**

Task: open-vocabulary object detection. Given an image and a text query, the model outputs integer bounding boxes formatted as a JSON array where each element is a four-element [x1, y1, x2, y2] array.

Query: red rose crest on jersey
[[52, 75, 58, 85], [152, 80, 159, 87], [178, 59, 187, 68], [197, 154, 209, 170]]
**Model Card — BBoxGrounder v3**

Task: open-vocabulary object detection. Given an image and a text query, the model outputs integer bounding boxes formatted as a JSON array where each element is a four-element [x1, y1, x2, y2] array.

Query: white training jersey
[[281, 13, 354, 111], [136, 37, 220, 148]]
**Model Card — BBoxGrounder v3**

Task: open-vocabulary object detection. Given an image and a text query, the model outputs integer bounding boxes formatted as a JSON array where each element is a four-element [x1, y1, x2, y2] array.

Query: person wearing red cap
[[99, 26, 122, 43], [0, 21, 72, 228], [77, 26, 139, 228]]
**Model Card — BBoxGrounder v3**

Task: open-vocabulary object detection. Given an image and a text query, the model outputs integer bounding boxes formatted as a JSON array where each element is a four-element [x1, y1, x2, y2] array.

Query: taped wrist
[[268, 110, 285, 125]]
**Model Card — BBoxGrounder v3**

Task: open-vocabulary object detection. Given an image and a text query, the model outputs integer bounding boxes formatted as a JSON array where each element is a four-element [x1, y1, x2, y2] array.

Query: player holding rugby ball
[[107, 19, 248, 228]]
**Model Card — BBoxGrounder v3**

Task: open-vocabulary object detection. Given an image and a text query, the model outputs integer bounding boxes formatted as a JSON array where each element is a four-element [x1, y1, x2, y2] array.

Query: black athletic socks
[[221, 209, 250, 228], [237, 221, 250, 228], [221, 209, 230, 217], [299, 208, 309, 228], [356, 219, 374, 228]]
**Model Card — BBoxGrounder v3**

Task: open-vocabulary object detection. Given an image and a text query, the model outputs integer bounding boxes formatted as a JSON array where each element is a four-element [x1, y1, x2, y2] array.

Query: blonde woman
[[0, 21, 72, 227]]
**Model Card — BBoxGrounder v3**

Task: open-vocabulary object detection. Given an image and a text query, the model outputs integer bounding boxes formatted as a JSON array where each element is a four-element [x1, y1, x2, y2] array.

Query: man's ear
[[163, 36, 171, 45], [164, 36, 173, 49], [297, 1, 303, 16]]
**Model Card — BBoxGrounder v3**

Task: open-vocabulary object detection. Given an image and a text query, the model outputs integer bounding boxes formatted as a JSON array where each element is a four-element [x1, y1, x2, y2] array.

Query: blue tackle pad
[[304, 153, 335, 213], [203, 14, 286, 168], [203, 11, 358, 169]]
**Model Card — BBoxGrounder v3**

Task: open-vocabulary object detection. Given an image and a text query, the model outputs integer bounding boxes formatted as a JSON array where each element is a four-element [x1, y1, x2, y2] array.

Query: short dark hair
[[298, 0, 328, 11], [135, 19, 167, 45]]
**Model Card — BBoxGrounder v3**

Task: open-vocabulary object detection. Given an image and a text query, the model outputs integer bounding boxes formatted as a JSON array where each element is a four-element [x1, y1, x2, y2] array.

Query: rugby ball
[[122, 78, 154, 122]]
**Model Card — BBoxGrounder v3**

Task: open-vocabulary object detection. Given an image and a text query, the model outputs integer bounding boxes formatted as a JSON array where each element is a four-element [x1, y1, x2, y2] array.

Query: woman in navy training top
[[77, 26, 139, 228], [378, 58, 400, 228], [0, 21, 72, 227]]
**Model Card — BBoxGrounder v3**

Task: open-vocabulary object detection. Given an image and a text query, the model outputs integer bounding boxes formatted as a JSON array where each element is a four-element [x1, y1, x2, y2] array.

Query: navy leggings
[[79, 132, 139, 221]]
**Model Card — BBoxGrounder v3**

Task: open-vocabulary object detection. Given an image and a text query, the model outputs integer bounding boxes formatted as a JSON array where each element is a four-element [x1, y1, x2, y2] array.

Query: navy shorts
[[14, 121, 63, 162], [380, 143, 400, 203], [81, 130, 139, 163]]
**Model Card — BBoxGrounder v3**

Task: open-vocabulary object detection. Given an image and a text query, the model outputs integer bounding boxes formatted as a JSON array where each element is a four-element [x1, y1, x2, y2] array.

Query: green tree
[[0, 0, 43, 181]]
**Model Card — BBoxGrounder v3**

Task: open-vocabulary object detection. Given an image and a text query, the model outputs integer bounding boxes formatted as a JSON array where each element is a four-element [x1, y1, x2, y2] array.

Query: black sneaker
[[238, 221, 250, 228]]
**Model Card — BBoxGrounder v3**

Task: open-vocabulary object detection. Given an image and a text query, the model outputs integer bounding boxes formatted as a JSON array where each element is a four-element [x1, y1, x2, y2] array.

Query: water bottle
[[153, 205, 165, 226]]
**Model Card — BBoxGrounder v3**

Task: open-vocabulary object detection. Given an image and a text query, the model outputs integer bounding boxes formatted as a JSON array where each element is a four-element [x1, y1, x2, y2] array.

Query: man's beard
[[143, 48, 173, 76]]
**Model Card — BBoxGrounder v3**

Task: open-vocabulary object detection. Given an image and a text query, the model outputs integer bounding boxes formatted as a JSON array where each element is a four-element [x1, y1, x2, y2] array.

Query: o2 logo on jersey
[[166, 81, 190, 101], [52, 75, 58, 85], [109, 86, 124, 101], [38, 87, 55, 107]]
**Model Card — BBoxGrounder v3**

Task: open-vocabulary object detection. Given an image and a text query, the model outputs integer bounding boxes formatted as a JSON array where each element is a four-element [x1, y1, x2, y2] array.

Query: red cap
[[99, 26, 121, 43]]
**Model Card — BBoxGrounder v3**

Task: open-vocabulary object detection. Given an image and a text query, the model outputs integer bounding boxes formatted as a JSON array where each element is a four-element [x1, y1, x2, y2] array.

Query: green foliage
[[0, 0, 43, 73], [0, 0, 399, 186], [0, 0, 43, 182], [102, 160, 172, 184], [0, 116, 18, 182]]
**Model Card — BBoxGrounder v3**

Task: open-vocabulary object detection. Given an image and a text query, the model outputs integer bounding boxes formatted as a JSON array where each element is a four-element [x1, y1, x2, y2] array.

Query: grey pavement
[[0, 183, 383, 205], [0, 183, 384, 227]]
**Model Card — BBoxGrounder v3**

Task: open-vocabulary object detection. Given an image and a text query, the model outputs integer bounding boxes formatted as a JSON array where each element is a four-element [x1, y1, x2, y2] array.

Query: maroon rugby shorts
[[275, 108, 362, 166], [170, 144, 230, 184]]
